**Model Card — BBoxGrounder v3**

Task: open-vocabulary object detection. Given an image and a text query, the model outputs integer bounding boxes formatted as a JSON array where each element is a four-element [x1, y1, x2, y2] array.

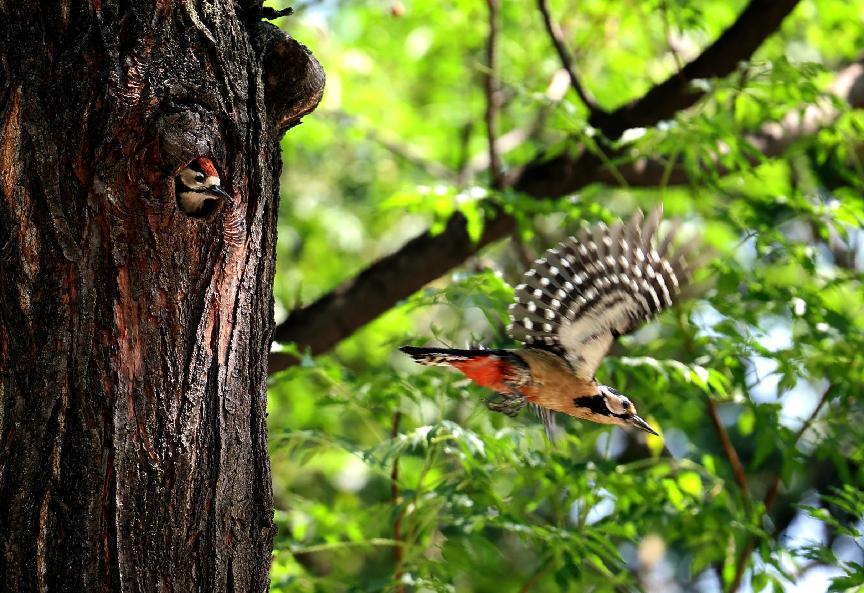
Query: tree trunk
[[0, 2, 323, 590]]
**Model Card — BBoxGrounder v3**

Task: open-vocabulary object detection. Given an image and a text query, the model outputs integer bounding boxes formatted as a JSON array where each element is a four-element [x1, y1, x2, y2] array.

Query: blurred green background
[[266, 1, 864, 591]]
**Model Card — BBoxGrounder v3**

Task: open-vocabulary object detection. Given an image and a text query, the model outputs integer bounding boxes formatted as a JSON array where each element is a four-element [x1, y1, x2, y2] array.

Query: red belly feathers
[[451, 356, 513, 392]]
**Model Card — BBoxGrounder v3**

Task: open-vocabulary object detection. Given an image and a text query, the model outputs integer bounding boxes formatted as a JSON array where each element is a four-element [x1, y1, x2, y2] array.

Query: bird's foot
[[485, 393, 527, 417]]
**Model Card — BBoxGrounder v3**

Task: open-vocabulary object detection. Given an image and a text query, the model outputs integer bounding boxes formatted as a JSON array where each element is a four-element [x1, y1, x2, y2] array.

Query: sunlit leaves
[[382, 184, 489, 241], [270, 0, 864, 591], [797, 487, 864, 592]]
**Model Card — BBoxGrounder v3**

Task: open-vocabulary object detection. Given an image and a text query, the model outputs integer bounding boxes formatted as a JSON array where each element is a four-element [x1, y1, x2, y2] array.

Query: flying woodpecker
[[175, 157, 233, 218], [401, 207, 697, 438]]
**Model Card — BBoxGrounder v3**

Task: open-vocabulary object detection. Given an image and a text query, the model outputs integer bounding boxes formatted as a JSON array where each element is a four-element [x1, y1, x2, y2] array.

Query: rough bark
[[0, 1, 323, 591]]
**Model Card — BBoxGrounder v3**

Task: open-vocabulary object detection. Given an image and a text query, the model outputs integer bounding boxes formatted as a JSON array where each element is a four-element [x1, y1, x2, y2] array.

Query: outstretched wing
[[507, 206, 693, 380]]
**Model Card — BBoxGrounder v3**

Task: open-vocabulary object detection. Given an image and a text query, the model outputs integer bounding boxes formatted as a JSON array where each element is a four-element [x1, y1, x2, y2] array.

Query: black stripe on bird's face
[[572, 389, 658, 435], [573, 394, 616, 417]]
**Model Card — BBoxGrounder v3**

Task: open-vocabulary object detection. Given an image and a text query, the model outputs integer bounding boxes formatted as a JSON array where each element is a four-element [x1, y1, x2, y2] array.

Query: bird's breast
[[519, 350, 599, 417]]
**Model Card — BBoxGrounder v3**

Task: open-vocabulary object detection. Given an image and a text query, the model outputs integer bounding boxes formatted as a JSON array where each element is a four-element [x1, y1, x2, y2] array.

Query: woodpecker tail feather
[[399, 346, 490, 367], [399, 346, 530, 395]]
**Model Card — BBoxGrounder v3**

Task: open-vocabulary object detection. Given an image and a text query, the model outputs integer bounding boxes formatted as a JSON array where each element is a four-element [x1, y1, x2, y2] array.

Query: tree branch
[[269, 59, 863, 370], [269, 212, 516, 372], [518, 558, 553, 593], [520, 0, 802, 197], [518, 56, 864, 199], [588, 0, 802, 139], [267, 47, 864, 373], [465, 69, 570, 180], [706, 400, 750, 498], [259, 27, 326, 134], [536, 0, 603, 116]]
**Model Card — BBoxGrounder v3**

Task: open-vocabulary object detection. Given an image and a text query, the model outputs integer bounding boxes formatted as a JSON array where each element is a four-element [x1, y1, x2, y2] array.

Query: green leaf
[[678, 472, 704, 498]]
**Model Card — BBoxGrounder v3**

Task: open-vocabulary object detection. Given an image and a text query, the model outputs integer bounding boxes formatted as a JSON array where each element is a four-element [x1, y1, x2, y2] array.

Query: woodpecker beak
[[627, 415, 659, 436], [206, 185, 233, 206]]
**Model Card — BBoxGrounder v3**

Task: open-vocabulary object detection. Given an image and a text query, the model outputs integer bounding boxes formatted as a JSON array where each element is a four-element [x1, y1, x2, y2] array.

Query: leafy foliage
[[268, 1, 864, 591], [799, 487, 864, 592]]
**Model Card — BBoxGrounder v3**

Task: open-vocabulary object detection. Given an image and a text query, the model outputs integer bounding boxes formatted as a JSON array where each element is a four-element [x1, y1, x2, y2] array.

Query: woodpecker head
[[175, 158, 232, 218], [572, 386, 659, 436]]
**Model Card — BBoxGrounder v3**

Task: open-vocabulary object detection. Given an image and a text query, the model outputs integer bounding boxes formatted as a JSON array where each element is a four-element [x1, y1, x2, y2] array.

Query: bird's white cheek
[[180, 170, 199, 187], [604, 398, 624, 415]]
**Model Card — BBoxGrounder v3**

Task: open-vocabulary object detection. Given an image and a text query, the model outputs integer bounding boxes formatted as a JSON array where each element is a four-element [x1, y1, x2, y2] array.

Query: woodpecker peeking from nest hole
[[401, 207, 699, 439], [175, 157, 233, 218]]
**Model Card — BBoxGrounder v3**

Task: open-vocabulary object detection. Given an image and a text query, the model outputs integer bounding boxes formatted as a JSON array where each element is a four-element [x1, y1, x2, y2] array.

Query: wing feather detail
[[508, 206, 693, 379]]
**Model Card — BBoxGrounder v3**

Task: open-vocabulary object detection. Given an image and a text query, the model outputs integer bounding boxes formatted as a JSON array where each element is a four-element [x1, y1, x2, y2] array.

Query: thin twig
[[368, 128, 458, 181], [289, 538, 401, 554], [765, 386, 832, 509], [536, 0, 602, 116], [464, 68, 570, 181], [484, 0, 504, 188], [518, 557, 553, 593], [727, 384, 834, 593], [659, 0, 685, 70], [391, 411, 405, 593], [680, 317, 750, 499], [322, 110, 457, 181], [706, 399, 750, 498]]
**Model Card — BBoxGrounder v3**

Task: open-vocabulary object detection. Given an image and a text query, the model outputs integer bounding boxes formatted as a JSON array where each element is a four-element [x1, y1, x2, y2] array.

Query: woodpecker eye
[[195, 173, 205, 182]]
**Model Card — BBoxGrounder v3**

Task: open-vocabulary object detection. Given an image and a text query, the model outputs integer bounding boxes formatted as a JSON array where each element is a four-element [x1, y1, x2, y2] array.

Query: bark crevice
[[0, 1, 321, 590]]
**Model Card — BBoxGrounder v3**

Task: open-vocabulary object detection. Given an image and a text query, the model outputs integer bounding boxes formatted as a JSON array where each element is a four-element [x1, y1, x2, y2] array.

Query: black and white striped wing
[[507, 207, 692, 380]]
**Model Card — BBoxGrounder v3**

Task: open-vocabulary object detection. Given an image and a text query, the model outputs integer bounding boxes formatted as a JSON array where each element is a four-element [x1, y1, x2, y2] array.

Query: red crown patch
[[196, 157, 219, 178]]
